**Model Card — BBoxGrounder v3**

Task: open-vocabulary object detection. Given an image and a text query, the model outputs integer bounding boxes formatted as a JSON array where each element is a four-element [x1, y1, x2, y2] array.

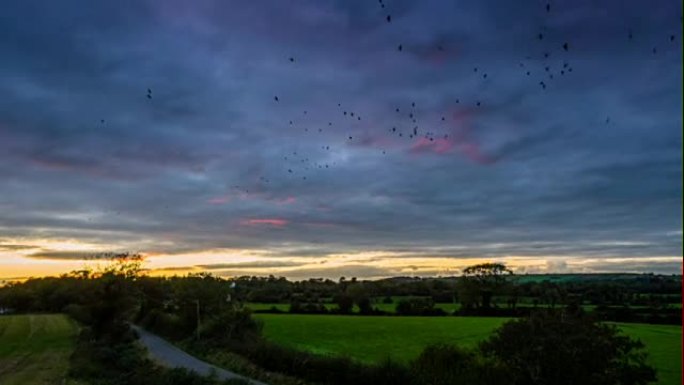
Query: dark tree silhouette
[[480, 310, 657, 385], [459, 263, 512, 310]]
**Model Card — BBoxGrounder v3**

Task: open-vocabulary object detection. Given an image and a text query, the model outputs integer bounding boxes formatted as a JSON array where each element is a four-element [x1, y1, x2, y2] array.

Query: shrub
[[480, 310, 657, 385], [200, 308, 262, 347]]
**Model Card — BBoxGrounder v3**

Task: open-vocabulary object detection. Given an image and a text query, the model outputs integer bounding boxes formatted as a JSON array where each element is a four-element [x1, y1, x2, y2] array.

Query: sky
[[0, 0, 682, 281]]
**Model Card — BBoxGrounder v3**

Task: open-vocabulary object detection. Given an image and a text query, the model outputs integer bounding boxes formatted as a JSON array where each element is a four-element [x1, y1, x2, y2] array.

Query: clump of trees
[[395, 297, 445, 316]]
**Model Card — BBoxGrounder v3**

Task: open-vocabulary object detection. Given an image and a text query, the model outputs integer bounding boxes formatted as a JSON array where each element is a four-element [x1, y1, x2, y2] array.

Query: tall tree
[[459, 263, 512, 310]]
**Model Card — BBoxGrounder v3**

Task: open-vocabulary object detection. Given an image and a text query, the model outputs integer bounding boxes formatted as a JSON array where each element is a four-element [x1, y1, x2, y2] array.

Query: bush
[[411, 344, 505, 385], [200, 308, 262, 347], [480, 310, 657, 385]]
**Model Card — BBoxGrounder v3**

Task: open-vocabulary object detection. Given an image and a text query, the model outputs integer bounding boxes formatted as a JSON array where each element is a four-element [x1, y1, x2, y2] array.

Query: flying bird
[[563, 42, 569, 51], [386, 15, 391, 23]]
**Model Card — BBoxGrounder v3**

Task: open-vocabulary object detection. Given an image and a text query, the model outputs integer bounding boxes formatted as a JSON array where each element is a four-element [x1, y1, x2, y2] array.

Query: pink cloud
[[410, 137, 455, 154], [276, 196, 297, 205], [207, 195, 231, 205], [241, 218, 289, 227]]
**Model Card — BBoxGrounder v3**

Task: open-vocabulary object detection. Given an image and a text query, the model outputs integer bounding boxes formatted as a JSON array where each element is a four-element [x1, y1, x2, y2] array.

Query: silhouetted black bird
[[483, 73, 488, 79], [349, 136, 353, 140], [441, 117, 445, 121], [412, 102, 416, 107], [101, 119, 105, 124], [671, 35, 676, 42], [563, 42, 569, 51], [289, 57, 295, 62], [628, 30, 633, 40], [538, 33, 543, 40], [546, 3, 550, 12], [476, 101, 481, 107], [539, 81, 547, 89], [456, 99, 460, 103], [274, 96, 279, 101], [386, 15, 391, 23], [474, 67, 478, 72], [398, 44, 403, 51], [526, 71, 531, 75], [396, 108, 400, 112]]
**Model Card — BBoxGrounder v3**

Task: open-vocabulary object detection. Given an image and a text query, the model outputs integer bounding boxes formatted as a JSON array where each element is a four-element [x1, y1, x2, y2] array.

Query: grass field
[[255, 314, 681, 385], [0, 314, 79, 385]]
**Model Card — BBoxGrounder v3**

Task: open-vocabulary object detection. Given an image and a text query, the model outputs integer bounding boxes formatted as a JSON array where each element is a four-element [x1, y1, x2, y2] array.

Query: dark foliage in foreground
[[481, 309, 657, 385]]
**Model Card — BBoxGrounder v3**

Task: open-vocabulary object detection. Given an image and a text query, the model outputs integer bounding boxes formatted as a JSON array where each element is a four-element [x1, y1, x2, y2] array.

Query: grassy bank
[[0, 314, 79, 385]]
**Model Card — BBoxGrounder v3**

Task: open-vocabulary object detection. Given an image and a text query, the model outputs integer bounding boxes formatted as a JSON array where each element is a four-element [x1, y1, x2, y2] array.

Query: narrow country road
[[131, 325, 268, 385]]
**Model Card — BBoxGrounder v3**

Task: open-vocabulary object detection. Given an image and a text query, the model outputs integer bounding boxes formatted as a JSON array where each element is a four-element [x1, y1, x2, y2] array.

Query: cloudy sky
[[0, 0, 681, 280]]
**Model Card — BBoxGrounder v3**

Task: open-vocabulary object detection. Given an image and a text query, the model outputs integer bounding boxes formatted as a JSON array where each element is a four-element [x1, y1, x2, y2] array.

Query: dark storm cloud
[[27, 251, 112, 260], [0, 0, 681, 276]]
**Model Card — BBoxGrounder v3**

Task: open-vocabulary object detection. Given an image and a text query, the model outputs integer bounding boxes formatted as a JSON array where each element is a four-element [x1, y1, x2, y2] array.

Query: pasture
[[0, 314, 79, 385], [254, 314, 682, 385]]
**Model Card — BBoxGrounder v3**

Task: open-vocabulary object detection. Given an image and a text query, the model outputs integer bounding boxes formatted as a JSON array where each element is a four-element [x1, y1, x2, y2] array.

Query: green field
[[0, 314, 79, 385], [255, 314, 682, 385]]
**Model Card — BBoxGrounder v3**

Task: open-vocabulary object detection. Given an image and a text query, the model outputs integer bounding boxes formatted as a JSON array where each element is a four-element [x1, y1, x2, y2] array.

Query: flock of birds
[[128, 2, 678, 189]]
